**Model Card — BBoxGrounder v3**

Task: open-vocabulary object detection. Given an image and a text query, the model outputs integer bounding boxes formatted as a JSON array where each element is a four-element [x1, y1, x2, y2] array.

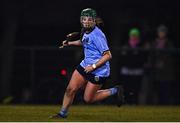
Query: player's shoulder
[[94, 26, 104, 33], [92, 26, 105, 37]]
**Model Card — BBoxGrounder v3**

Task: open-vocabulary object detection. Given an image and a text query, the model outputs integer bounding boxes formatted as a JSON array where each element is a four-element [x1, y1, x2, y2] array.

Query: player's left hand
[[84, 65, 94, 73]]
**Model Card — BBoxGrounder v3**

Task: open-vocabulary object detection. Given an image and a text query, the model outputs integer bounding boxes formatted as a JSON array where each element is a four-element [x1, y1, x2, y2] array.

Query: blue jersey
[[80, 26, 110, 77]]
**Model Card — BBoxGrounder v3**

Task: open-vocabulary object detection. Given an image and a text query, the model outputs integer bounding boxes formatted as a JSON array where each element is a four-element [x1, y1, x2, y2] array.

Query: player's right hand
[[62, 40, 69, 47]]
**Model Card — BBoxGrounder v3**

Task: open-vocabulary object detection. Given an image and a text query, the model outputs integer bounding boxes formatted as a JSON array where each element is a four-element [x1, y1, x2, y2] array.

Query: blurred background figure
[[117, 28, 148, 105], [127, 28, 141, 48], [155, 25, 172, 49], [148, 24, 175, 105]]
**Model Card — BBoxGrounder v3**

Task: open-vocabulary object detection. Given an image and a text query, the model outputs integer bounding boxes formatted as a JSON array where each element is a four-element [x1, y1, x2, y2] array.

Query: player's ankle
[[59, 108, 68, 117], [109, 87, 118, 95]]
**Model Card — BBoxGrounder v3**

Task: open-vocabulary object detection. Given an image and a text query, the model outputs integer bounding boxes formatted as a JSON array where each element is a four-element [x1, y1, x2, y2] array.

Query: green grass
[[0, 105, 180, 122]]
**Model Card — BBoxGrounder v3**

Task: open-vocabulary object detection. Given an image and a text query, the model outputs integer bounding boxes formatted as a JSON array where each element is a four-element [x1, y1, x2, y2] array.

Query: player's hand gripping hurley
[[59, 40, 69, 49], [59, 32, 79, 49]]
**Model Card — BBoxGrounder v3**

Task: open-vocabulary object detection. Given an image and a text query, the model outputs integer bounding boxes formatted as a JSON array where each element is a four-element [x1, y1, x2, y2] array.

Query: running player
[[51, 8, 124, 118]]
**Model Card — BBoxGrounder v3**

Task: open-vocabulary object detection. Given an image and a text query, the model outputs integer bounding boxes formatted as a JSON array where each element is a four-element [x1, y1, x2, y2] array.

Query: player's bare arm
[[62, 40, 82, 47], [68, 40, 82, 46], [95, 50, 112, 67], [84, 50, 112, 73]]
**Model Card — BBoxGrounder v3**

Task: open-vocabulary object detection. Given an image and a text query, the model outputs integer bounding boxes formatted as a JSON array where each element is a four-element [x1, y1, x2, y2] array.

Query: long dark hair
[[96, 16, 104, 29]]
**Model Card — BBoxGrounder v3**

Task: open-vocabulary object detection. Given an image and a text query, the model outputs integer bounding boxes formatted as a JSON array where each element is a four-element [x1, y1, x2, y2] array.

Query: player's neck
[[85, 26, 96, 34]]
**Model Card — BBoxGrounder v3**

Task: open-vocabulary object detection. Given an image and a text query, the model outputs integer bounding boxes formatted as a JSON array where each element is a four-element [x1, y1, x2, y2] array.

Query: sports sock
[[59, 108, 68, 117], [109, 87, 118, 95]]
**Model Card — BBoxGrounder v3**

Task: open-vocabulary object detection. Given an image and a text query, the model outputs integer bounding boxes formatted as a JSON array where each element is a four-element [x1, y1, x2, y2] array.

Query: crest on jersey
[[83, 37, 90, 45], [94, 76, 99, 82]]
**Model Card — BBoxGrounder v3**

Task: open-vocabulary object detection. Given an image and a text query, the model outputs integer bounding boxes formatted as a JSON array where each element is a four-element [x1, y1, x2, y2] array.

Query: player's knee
[[84, 96, 94, 103], [65, 87, 78, 97]]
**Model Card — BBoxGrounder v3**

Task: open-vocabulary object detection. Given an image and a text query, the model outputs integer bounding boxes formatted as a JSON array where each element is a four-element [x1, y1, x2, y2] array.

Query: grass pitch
[[0, 105, 180, 122]]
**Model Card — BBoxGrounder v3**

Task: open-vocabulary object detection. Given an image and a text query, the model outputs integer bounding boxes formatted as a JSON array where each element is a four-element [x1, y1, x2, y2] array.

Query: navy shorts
[[76, 65, 109, 85]]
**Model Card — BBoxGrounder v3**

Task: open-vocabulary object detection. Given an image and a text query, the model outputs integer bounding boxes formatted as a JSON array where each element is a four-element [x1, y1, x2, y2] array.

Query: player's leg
[[83, 82, 120, 103], [51, 70, 87, 118], [61, 70, 86, 108]]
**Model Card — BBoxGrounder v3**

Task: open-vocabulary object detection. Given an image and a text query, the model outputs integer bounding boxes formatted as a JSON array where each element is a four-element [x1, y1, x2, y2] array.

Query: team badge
[[83, 37, 90, 45], [94, 76, 99, 82], [85, 38, 90, 44]]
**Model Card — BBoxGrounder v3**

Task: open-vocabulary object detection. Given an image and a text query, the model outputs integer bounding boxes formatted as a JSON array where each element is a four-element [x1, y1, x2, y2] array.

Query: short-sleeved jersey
[[80, 26, 110, 77]]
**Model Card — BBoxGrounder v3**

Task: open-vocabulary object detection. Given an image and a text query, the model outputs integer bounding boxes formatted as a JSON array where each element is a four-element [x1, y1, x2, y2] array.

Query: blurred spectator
[[123, 28, 141, 48], [118, 28, 147, 105], [149, 24, 175, 105]]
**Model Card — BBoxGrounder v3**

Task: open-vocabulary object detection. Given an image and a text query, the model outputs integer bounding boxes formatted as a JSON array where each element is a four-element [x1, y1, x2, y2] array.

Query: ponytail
[[96, 17, 104, 28]]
